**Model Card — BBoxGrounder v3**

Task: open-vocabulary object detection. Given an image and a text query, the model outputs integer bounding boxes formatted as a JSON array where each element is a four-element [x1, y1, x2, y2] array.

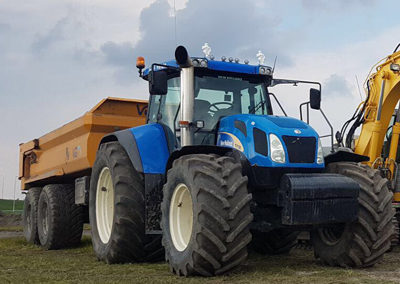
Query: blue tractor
[[88, 46, 394, 276]]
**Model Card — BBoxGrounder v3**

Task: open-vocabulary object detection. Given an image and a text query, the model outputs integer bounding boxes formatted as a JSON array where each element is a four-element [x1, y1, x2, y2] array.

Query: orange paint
[[19, 97, 148, 190]]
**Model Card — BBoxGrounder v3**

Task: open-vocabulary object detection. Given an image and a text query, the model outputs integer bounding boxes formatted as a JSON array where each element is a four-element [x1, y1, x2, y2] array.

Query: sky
[[0, 0, 399, 199]]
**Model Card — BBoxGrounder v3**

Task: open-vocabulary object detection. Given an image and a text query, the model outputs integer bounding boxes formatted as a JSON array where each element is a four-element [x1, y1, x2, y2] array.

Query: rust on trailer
[[19, 97, 148, 190]]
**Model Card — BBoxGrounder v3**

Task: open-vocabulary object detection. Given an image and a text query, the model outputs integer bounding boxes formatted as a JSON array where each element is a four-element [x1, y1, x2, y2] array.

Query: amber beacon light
[[136, 56, 145, 76]]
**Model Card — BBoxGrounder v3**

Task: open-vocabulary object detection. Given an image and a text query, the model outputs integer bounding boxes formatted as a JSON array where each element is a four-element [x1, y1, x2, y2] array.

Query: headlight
[[269, 134, 285, 163], [317, 139, 324, 164]]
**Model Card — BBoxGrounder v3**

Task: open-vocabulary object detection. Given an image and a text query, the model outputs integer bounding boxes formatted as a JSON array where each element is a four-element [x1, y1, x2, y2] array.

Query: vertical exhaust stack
[[175, 46, 194, 146]]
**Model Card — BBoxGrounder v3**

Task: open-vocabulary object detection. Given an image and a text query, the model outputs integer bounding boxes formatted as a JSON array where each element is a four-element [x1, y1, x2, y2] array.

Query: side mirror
[[149, 70, 168, 95], [309, 88, 321, 110]]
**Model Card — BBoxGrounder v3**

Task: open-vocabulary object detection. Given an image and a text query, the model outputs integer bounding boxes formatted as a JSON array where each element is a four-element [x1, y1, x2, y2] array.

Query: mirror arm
[[149, 63, 180, 83], [299, 102, 310, 122], [271, 79, 321, 93]]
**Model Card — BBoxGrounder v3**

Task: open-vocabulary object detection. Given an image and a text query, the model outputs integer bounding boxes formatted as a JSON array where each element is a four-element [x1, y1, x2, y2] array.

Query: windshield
[[148, 74, 272, 132]]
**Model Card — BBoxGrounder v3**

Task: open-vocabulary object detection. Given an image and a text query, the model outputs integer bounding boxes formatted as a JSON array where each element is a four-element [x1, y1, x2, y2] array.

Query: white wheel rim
[[96, 167, 114, 244], [169, 183, 194, 252]]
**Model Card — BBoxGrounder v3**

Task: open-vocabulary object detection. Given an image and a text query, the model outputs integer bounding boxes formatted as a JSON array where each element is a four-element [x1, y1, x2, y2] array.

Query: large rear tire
[[37, 184, 84, 249], [390, 215, 399, 248], [312, 162, 395, 267], [251, 229, 299, 255], [89, 142, 163, 264], [23, 187, 42, 244], [161, 154, 253, 276]]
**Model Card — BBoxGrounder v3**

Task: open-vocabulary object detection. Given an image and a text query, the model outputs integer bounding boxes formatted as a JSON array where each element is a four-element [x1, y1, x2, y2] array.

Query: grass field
[[0, 234, 399, 284], [0, 199, 24, 213]]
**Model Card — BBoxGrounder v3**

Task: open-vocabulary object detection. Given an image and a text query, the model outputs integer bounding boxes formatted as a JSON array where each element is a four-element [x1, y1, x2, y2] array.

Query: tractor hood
[[216, 114, 324, 168]]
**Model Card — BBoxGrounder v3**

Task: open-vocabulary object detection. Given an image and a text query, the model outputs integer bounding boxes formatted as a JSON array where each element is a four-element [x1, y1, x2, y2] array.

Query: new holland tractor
[[85, 45, 394, 276]]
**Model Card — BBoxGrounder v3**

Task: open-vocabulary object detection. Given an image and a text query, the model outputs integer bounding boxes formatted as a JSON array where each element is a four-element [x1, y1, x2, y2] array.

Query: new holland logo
[[294, 129, 301, 134], [217, 132, 244, 152]]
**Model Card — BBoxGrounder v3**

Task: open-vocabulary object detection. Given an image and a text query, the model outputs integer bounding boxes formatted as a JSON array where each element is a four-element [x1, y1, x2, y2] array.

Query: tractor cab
[[146, 64, 273, 146]]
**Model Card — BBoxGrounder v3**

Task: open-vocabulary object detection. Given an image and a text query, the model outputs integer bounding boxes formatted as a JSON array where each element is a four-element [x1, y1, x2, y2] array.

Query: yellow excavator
[[337, 44, 400, 243]]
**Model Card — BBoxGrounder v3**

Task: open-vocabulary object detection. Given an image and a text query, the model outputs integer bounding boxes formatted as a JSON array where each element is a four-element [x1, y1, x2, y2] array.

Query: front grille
[[282, 136, 316, 163]]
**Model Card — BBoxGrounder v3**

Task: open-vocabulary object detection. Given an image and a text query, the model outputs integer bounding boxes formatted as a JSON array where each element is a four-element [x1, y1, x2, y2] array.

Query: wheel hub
[[169, 183, 193, 251], [96, 167, 114, 244]]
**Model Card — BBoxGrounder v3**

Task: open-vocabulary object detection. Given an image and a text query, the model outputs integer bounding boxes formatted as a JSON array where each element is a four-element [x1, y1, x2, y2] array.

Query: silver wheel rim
[[96, 167, 114, 244], [169, 183, 193, 251]]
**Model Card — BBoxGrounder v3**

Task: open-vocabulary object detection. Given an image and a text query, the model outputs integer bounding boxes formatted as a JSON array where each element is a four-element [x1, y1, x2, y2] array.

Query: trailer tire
[[251, 229, 299, 255], [161, 154, 253, 276], [89, 142, 163, 264], [23, 187, 42, 244], [37, 184, 84, 249], [312, 162, 395, 267]]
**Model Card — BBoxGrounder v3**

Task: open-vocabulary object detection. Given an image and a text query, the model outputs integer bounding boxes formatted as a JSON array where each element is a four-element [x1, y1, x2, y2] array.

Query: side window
[[161, 77, 180, 128], [148, 77, 180, 130], [241, 85, 265, 115], [148, 95, 161, 122]]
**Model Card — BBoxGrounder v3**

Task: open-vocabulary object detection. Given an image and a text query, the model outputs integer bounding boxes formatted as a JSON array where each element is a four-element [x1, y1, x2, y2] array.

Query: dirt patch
[[0, 211, 23, 239], [0, 231, 23, 239], [0, 211, 22, 227]]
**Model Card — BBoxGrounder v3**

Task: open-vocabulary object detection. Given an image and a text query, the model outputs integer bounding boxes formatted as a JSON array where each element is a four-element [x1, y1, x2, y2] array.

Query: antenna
[[355, 75, 363, 101], [173, 0, 177, 46], [272, 56, 277, 73]]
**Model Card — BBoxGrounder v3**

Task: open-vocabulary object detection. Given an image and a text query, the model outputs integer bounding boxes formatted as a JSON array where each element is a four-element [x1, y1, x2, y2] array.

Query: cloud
[[101, 41, 135, 68], [0, 22, 10, 33], [301, 0, 377, 10], [100, 0, 303, 85], [323, 74, 352, 97], [31, 17, 68, 53], [173, 0, 283, 61]]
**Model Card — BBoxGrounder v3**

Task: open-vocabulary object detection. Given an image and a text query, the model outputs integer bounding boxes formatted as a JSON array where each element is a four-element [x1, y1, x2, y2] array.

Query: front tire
[[312, 162, 395, 267], [161, 154, 253, 276], [89, 142, 163, 264], [23, 187, 42, 244]]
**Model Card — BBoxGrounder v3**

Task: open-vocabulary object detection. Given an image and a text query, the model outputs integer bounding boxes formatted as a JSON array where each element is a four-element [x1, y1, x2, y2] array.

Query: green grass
[[0, 236, 398, 284], [0, 199, 24, 213]]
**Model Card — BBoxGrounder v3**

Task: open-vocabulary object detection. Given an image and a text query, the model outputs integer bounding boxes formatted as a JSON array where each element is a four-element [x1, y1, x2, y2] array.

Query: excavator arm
[[350, 50, 400, 179]]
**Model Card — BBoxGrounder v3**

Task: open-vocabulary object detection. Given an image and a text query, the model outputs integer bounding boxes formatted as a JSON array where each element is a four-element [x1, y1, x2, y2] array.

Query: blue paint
[[217, 114, 324, 169], [130, 123, 170, 174], [207, 60, 260, 74], [143, 57, 268, 77]]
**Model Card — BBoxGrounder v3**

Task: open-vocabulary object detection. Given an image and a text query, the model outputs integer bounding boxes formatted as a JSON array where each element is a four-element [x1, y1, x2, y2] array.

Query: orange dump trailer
[[19, 97, 148, 190]]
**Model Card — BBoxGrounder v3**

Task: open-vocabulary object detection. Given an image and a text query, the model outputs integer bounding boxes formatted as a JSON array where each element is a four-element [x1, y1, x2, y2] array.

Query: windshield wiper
[[249, 100, 265, 114]]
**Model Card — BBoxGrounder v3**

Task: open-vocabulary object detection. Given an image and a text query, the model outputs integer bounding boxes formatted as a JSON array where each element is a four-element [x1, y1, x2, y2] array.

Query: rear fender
[[324, 150, 369, 165]]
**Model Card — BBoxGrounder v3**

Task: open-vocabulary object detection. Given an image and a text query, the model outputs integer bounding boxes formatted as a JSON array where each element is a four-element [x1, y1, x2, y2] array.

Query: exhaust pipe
[[175, 46, 194, 146]]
